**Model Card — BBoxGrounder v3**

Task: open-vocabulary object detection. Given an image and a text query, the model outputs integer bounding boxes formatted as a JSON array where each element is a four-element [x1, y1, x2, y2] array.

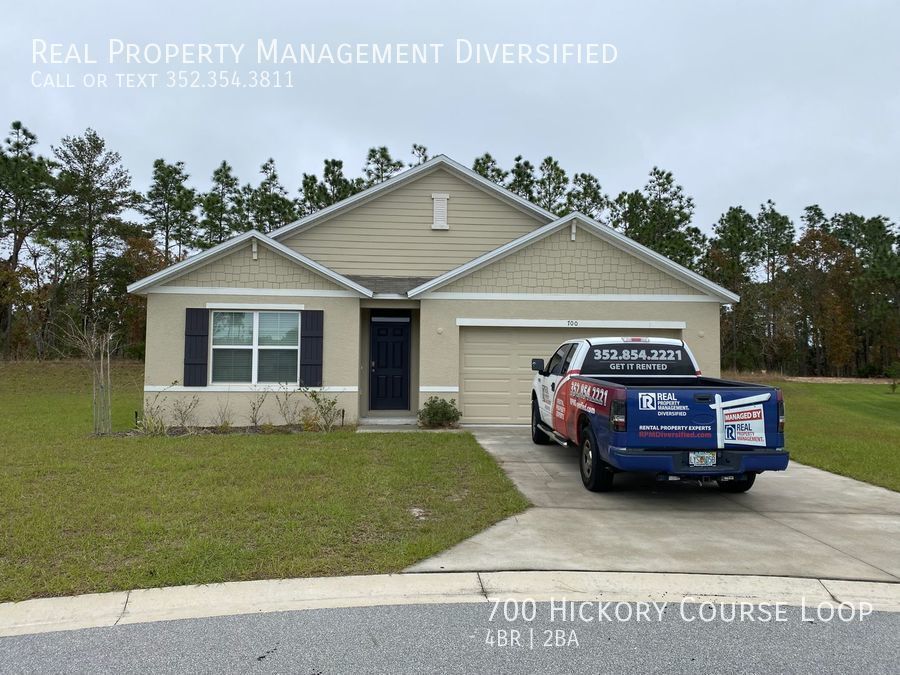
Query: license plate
[[689, 451, 717, 467]]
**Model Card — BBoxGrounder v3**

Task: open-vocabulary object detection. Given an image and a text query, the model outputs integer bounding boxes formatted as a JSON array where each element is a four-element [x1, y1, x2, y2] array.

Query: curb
[[1, 571, 898, 637]]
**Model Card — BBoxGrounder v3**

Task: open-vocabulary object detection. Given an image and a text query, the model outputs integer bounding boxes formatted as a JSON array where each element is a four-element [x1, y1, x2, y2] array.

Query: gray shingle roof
[[345, 275, 435, 295]]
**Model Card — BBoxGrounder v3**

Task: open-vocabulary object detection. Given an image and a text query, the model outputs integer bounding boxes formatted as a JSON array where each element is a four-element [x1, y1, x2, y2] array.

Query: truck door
[[539, 343, 574, 425]]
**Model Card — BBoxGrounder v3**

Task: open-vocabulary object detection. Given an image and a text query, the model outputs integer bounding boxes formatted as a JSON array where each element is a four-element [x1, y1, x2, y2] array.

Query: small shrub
[[247, 390, 269, 428], [302, 388, 342, 432], [171, 395, 200, 432], [418, 396, 461, 428], [137, 391, 168, 436], [213, 399, 234, 432], [258, 422, 278, 435], [887, 362, 900, 394], [300, 406, 319, 432], [274, 385, 303, 427]]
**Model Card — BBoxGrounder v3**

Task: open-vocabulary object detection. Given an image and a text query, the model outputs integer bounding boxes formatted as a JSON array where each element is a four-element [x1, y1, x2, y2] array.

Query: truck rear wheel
[[531, 399, 551, 445], [580, 427, 614, 492], [718, 473, 756, 493]]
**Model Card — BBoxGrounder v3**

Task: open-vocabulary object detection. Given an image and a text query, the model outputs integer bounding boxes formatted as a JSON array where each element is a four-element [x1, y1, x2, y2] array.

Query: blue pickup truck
[[530, 337, 787, 492]]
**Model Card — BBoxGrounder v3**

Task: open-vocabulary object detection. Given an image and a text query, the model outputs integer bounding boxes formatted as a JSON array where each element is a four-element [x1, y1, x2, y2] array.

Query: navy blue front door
[[369, 318, 410, 410]]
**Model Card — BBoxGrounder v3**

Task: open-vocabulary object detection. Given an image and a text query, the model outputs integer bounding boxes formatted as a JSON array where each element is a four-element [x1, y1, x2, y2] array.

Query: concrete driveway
[[408, 429, 900, 582]]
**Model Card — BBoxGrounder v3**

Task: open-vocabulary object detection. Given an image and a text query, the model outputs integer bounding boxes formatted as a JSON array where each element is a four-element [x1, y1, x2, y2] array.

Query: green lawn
[[0, 361, 528, 602], [774, 380, 900, 492]]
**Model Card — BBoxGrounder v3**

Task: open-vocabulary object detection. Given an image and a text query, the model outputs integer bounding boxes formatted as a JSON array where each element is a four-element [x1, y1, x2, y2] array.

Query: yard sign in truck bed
[[531, 337, 787, 492]]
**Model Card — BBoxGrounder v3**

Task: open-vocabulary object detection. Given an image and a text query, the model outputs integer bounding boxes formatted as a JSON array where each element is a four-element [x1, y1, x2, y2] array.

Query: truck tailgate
[[627, 386, 783, 450]]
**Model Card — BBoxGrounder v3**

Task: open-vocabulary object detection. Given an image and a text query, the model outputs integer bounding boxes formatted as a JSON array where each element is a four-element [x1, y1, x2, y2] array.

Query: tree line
[[0, 121, 897, 374]]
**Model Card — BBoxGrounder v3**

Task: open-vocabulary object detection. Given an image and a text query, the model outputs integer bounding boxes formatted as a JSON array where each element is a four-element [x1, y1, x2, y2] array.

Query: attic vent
[[431, 193, 449, 230]]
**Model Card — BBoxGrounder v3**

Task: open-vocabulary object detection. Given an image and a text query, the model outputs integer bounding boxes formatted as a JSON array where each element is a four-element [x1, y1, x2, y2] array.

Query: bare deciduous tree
[[56, 317, 116, 435]]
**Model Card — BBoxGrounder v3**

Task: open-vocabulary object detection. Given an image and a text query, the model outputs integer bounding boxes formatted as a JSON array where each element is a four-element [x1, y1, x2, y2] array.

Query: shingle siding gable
[[162, 243, 343, 290], [441, 225, 704, 295]]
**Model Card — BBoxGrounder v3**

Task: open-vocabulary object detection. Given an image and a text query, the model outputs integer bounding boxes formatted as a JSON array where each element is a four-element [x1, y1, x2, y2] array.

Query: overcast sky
[[4, 0, 899, 232]]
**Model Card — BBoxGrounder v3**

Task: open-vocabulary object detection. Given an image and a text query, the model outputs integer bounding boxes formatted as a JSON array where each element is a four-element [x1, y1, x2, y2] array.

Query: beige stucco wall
[[143, 390, 359, 429], [143, 291, 360, 425], [417, 298, 722, 392], [441, 225, 703, 295], [279, 168, 548, 277], [162, 242, 344, 290]]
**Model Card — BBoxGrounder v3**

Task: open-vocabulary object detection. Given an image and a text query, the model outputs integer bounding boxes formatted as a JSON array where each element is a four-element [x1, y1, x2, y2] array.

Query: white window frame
[[209, 310, 301, 385]]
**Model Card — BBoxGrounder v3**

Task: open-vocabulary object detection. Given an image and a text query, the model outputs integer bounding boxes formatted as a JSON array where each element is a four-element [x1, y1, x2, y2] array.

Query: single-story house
[[128, 155, 737, 426]]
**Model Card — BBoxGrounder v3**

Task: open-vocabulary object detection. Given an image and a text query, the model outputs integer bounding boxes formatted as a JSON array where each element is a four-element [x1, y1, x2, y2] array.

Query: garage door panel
[[463, 356, 511, 369], [464, 380, 514, 393], [460, 327, 682, 423]]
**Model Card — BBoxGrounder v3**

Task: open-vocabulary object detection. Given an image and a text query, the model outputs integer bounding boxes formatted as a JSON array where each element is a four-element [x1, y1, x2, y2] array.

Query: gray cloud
[[4, 0, 899, 231]]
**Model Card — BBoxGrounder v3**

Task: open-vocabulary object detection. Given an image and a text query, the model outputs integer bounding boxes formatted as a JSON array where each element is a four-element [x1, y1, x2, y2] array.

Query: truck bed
[[577, 375, 761, 389]]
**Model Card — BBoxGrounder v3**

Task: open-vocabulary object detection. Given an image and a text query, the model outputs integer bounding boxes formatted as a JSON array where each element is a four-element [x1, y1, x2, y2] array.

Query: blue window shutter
[[183, 308, 209, 386], [299, 310, 323, 387]]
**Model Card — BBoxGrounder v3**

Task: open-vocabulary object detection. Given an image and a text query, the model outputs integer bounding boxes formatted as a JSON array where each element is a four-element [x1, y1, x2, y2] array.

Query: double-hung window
[[211, 311, 300, 384]]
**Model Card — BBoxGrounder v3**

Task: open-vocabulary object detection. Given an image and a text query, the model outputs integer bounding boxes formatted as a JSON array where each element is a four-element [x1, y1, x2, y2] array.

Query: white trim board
[[144, 385, 358, 393], [455, 318, 687, 329], [148, 287, 359, 298], [422, 292, 718, 303], [419, 386, 459, 393], [206, 302, 305, 310]]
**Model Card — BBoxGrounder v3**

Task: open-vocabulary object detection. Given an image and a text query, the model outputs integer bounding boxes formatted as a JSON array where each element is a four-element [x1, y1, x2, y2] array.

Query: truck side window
[[547, 345, 569, 375], [561, 344, 578, 373], [547, 345, 572, 376]]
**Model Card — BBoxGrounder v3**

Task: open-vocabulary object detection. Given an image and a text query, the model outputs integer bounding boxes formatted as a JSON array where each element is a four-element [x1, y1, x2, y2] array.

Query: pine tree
[[299, 159, 364, 216], [535, 156, 568, 215], [0, 121, 57, 354], [472, 153, 508, 185], [363, 147, 403, 186], [613, 167, 705, 270], [245, 158, 297, 233], [704, 206, 762, 371], [411, 144, 429, 166], [565, 173, 608, 221], [142, 159, 197, 262], [507, 155, 536, 201], [50, 128, 138, 322], [755, 200, 795, 370], [198, 161, 242, 248]]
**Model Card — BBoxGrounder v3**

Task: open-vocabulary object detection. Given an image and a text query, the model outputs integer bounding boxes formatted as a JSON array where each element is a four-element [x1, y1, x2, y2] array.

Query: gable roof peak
[[126, 229, 373, 297], [407, 210, 739, 303], [268, 153, 556, 241]]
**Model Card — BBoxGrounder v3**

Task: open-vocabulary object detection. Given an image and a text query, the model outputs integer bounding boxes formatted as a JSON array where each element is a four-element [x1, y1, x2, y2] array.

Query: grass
[[726, 372, 900, 492], [0, 361, 529, 602], [775, 380, 900, 492]]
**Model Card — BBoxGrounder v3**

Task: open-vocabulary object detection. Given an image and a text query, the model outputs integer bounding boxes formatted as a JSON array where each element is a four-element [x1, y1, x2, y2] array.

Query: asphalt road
[[1, 602, 897, 674]]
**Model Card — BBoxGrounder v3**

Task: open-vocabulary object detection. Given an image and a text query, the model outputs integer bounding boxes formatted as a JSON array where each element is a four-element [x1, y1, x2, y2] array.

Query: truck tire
[[580, 427, 615, 492], [718, 473, 756, 493], [531, 399, 551, 445]]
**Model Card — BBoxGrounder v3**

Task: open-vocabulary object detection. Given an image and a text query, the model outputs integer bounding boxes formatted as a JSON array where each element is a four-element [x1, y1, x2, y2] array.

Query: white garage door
[[459, 326, 683, 424]]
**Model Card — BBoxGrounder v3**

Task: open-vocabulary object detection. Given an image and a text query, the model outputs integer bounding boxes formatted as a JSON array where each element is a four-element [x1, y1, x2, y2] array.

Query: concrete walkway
[[408, 428, 900, 582]]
